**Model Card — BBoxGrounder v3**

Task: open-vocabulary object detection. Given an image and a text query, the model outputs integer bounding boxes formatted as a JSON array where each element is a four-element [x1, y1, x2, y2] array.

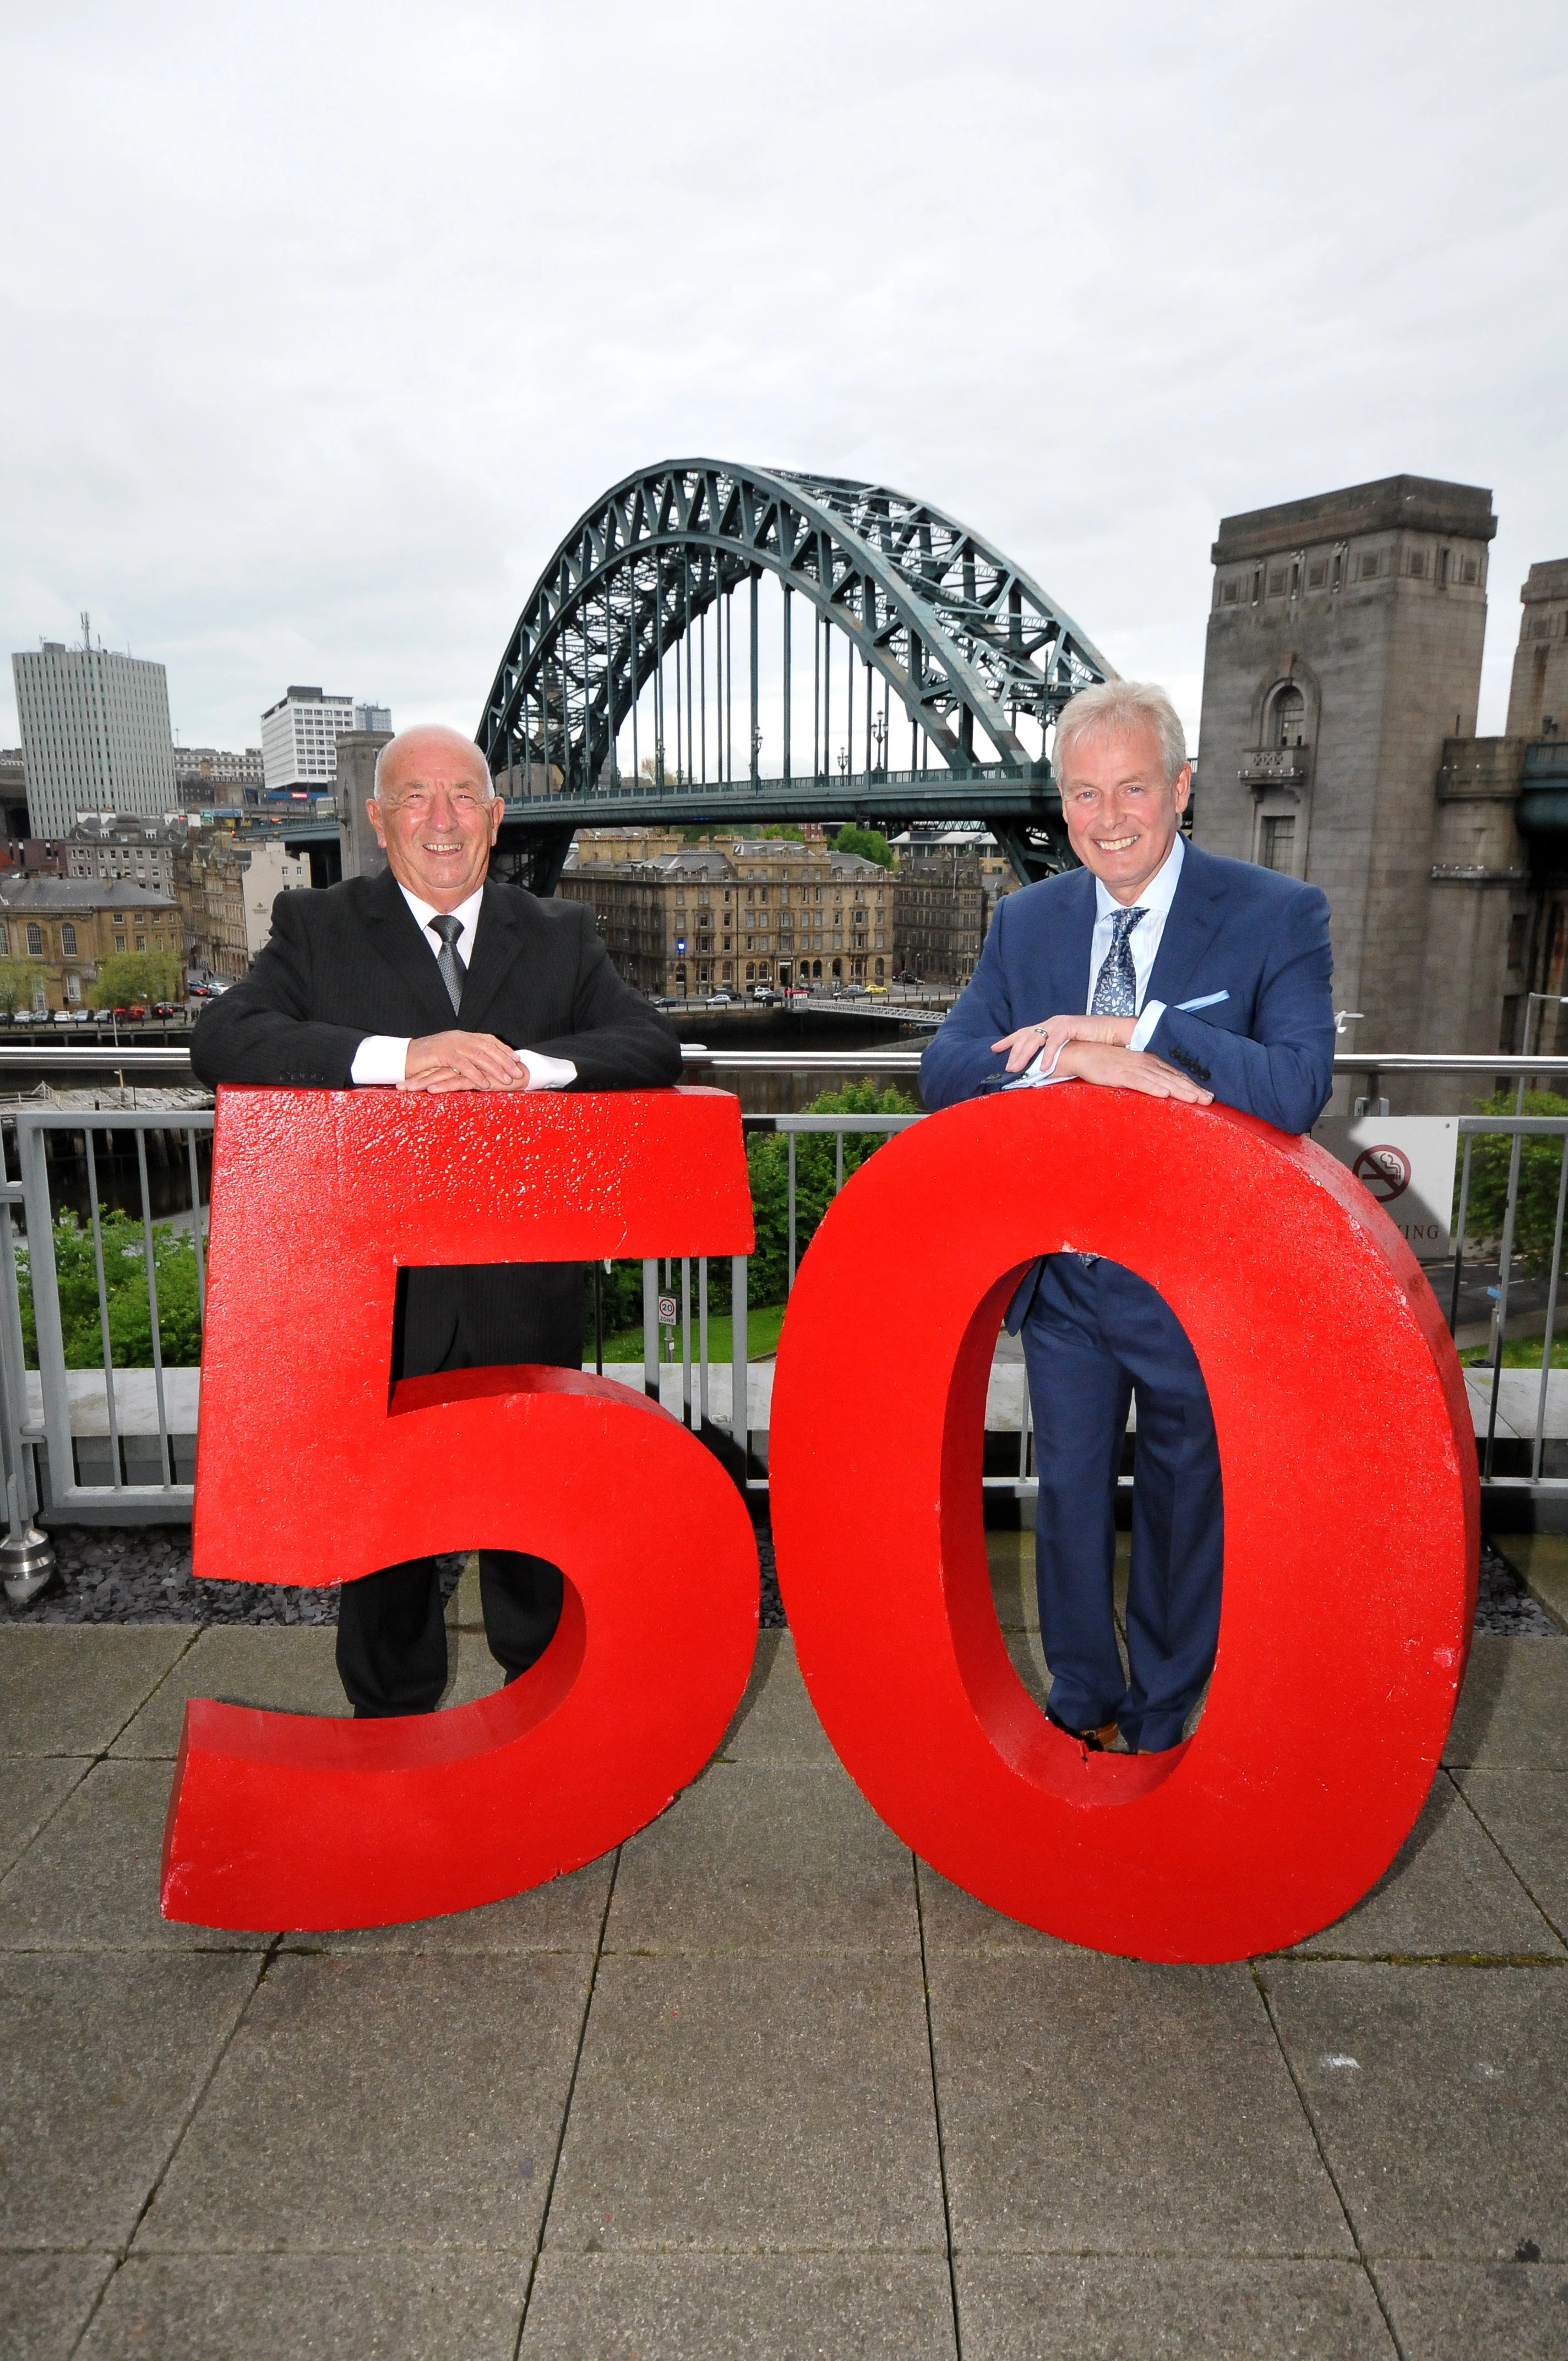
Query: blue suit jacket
[[919, 840, 1336, 1136]]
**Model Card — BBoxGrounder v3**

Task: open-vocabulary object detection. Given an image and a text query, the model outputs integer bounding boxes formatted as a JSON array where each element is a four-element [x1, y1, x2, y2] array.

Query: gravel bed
[[1, 1522, 789, 1629], [0, 1525, 1544, 1639]]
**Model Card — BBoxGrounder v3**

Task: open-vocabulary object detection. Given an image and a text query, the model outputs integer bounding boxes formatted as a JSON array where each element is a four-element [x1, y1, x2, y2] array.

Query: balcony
[[1237, 746, 1311, 787]]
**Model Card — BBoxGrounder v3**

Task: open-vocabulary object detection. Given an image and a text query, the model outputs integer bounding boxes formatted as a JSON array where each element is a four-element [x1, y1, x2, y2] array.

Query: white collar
[[1092, 829, 1185, 923], [396, 881, 486, 937]]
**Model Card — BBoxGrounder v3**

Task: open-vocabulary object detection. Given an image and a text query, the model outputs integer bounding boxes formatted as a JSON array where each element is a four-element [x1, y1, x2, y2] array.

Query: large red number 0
[[161, 1089, 758, 1932], [769, 1091, 1478, 1963]]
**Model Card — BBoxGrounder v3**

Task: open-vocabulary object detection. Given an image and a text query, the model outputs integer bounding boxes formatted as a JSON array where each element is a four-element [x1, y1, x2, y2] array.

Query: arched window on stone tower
[[1271, 684, 1306, 748]]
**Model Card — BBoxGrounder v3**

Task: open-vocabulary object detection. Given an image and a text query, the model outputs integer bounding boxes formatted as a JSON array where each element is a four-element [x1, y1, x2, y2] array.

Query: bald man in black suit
[[193, 723, 680, 1715]]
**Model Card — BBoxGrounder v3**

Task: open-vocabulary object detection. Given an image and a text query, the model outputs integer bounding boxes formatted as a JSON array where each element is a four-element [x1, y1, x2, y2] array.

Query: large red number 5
[[161, 1088, 758, 1932], [769, 1090, 1478, 1963]]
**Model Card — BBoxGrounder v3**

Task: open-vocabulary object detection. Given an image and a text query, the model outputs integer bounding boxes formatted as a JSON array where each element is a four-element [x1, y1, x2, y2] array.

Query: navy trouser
[[1019, 1253, 1223, 1753]]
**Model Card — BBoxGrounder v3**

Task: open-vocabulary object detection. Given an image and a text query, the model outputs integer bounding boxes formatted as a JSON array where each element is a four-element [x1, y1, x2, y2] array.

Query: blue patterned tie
[[428, 914, 466, 1013], [1077, 906, 1147, 1269], [1090, 907, 1146, 1018]]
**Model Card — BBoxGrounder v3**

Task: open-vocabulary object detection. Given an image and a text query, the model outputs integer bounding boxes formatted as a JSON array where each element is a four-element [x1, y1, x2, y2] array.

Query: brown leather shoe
[[1046, 1704, 1120, 1751]]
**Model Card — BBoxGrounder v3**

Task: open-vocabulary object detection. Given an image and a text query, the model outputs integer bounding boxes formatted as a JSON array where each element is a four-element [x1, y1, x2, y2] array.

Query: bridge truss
[[475, 461, 1114, 891]]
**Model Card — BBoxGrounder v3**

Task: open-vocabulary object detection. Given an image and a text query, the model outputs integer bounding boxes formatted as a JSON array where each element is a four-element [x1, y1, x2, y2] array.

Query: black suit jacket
[[192, 868, 682, 1374]]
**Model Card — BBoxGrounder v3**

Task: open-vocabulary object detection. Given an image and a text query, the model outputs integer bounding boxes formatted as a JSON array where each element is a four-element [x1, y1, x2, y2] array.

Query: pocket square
[[1175, 989, 1229, 1013]]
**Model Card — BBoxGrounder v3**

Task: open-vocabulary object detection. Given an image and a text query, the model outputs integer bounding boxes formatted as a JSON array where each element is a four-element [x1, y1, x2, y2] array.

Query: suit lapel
[[1048, 867, 1097, 1014], [458, 882, 527, 1032], [359, 868, 461, 1036], [1145, 841, 1227, 1009]]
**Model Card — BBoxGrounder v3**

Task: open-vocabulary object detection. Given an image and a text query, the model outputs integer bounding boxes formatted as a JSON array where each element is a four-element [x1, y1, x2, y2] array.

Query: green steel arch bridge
[[473, 461, 1115, 894]]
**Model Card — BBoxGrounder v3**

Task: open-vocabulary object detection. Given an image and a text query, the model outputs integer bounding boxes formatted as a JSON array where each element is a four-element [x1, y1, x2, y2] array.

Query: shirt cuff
[[1128, 999, 1166, 1054], [350, 1035, 410, 1086], [516, 1049, 578, 1090]]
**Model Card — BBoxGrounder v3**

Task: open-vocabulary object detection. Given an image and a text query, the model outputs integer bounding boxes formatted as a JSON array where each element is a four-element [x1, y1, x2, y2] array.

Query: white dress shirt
[[1009, 833, 1184, 1086], [348, 882, 578, 1090]]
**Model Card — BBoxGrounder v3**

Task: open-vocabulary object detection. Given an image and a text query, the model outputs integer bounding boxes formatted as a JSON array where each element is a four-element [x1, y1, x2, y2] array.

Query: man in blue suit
[[920, 681, 1335, 1753]]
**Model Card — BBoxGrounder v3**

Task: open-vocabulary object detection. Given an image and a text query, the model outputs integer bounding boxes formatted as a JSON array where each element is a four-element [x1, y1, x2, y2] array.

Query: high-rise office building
[[11, 630, 178, 838], [352, 701, 391, 735], [260, 686, 358, 792]]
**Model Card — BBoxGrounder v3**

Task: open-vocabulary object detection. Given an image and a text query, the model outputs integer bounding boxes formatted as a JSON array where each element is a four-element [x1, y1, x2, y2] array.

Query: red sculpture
[[768, 1089, 1478, 1963], [161, 1089, 759, 1930]]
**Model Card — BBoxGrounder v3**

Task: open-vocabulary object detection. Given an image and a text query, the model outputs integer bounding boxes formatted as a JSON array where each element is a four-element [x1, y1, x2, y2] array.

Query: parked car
[[705, 989, 734, 1005], [750, 986, 783, 1004], [150, 1003, 180, 1019], [67, 1008, 94, 1024]]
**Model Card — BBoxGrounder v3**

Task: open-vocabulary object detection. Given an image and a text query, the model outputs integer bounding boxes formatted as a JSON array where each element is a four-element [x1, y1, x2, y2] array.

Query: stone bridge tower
[[1192, 475, 1510, 1104]]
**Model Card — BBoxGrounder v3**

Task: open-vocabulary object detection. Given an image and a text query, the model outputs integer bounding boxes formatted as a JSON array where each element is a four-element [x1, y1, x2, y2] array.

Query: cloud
[[2, 0, 1564, 752]]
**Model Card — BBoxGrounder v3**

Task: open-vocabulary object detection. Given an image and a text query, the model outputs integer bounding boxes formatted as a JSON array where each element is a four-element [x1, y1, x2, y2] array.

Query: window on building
[[1267, 567, 1287, 596], [60, 923, 77, 955], [1221, 580, 1240, 605], [1359, 553, 1381, 580], [1462, 557, 1479, 584], [1507, 912, 1529, 971], [1271, 686, 1307, 748], [115, 935, 126, 952], [1408, 551, 1427, 578], [25, 923, 42, 956], [1259, 816, 1296, 872], [0, 926, 7, 955], [135, 935, 146, 951]]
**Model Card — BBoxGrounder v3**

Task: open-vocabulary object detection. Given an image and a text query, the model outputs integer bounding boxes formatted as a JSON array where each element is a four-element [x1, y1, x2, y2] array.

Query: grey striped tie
[[428, 914, 465, 1013]]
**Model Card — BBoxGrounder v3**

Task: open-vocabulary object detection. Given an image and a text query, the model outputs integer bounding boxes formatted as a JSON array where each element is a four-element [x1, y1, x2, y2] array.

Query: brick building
[[558, 837, 893, 995], [0, 878, 182, 1009], [892, 848, 987, 984]]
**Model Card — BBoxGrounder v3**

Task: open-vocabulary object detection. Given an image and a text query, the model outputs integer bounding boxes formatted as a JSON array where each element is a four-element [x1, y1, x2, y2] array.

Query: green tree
[[832, 824, 895, 871], [0, 959, 47, 1013], [89, 950, 183, 1009], [1463, 1091, 1568, 1265], [17, 1211, 203, 1368], [744, 1080, 916, 1303]]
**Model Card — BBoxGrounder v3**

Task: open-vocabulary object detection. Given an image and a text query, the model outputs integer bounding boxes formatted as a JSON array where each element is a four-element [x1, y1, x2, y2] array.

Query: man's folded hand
[[993, 1011, 1136, 1074], [400, 1031, 530, 1092], [1055, 1040, 1212, 1102]]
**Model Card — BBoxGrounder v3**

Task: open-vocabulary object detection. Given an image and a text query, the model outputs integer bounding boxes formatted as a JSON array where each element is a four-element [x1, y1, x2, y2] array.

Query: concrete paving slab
[[1495, 1533, 1568, 1634], [1455, 1770, 1568, 1937], [0, 1759, 271, 1951], [954, 2257, 1395, 2359], [0, 1626, 194, 1756], [1261, 1961, 1568, 2257], [0, 1950, 259, 2249], [444, 1554, 482, 1629], [0, 1754, 90, 1876], [137, 1951, 589, 2254], [109, 1624, 347, 1758], [1286, 1770, 1565, 1960], [715, 1631, 836, 1766], [0, 2253, 117, 2361], [1373, 2258, 1568, 2359], [546, 1952, 945, 2254], [79, 2253, 530, 2360], [295, 1853, 615, 1955], [608, 1762, 918, 1956], [522, 2253, 958, 2358], [928, 1954, 1351, 2257], [1444, 1636, 1568, 1768], [916, 1861, 1076, 1957]]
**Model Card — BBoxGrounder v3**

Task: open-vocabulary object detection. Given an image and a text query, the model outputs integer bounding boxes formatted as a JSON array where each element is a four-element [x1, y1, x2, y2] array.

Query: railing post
[[730, 1253, 748, 1469], [642, 1257, 659, 1404]]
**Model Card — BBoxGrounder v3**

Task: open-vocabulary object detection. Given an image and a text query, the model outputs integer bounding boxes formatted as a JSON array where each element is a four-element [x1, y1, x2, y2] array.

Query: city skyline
[[2, 1, 1563, 758]]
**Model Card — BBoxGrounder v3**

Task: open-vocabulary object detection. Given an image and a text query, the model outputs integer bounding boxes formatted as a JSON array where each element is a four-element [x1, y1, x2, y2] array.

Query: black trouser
[[336, 1548, 564, 1718], [335, 1261, 580, 1719]]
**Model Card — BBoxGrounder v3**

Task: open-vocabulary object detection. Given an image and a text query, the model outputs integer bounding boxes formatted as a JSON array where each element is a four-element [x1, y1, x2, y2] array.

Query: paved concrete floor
[[3, 1543, 1567, 2360]]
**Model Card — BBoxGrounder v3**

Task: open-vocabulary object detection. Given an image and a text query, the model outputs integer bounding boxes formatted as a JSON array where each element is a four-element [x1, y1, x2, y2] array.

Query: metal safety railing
[[1, 1047, 1566, 1539]]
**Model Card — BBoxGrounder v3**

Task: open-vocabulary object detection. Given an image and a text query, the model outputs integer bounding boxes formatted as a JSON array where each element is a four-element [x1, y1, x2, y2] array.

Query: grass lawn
[[1464, 1336, 1568, 1369], [598, 1302, 789, 1364]]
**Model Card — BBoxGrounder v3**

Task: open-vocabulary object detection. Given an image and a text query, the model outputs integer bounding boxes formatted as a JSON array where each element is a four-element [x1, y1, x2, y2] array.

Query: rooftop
[[1213, 474, 1498, 564], [0, 877, 178, 912]]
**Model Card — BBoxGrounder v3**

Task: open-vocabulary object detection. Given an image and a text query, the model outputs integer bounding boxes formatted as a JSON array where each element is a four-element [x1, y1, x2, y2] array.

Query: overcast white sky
[[3, 0, 1565, 761]]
